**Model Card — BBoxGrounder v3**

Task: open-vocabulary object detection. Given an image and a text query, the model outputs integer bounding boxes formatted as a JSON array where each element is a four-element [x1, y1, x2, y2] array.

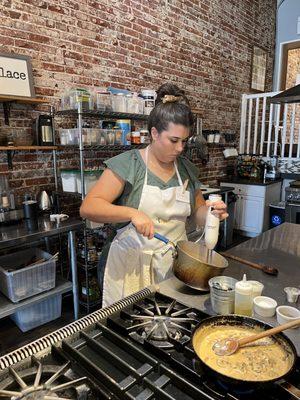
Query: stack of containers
[[0, 248, 61, 332], [209, 276, 238, 315]]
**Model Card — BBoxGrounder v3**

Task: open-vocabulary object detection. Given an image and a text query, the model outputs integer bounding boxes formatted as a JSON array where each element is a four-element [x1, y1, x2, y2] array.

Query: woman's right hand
[[130, 210, 155, 239]]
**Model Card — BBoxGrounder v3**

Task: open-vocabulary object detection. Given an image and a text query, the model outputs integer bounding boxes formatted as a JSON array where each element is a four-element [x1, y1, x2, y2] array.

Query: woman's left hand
[[206, 199, 228, 221]]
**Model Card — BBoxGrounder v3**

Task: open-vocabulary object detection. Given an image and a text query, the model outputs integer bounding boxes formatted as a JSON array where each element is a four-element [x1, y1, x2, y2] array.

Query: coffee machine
[[34, 115, 54, 146], [264, 155, 280, 181]]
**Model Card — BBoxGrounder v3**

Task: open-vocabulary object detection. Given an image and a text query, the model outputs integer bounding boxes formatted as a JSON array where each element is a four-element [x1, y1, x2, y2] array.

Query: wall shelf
[[0, 146, 57, 150], [0, 96, 48, 125], [0, 95, 47, 104], [0, 146, 57, 169]]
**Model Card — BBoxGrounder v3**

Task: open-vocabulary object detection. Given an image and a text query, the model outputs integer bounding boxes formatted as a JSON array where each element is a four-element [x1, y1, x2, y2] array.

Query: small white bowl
[[276, 306, 300, 327], [253, 296, 277, 317]]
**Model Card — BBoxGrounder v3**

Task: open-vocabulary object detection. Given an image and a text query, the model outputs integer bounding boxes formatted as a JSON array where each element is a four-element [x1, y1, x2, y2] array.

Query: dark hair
[[147, 83, 194, 134]]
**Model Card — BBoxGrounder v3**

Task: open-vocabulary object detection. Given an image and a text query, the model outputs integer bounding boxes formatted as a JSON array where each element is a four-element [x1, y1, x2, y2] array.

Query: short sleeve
[[179, 156, 202, 190], [104, 150, 137, 187]]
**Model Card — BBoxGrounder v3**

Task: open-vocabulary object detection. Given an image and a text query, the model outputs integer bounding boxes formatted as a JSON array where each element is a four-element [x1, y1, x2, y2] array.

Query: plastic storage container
[[61, 88, 93, 111], [0, 248, 56, 303], [111, 93, 126, 112], [96, 91, 112, 111], [77, 169, 104, 194], [61, 169, 79, 192], [141, 89, 156, 115], [59, 129, 80, 145], [11, 293, 62, 332]]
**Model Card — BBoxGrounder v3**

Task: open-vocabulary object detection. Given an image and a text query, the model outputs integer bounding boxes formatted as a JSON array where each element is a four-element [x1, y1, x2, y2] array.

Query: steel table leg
[[68, 230, 79, 319]]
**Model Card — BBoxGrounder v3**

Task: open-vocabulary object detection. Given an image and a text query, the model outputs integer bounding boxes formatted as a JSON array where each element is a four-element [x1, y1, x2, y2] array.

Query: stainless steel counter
[[159, 222, 300, 355]]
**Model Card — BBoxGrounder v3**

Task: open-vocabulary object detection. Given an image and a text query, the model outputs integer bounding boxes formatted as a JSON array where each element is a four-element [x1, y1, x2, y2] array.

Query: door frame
[[277, 39, 300, 90]]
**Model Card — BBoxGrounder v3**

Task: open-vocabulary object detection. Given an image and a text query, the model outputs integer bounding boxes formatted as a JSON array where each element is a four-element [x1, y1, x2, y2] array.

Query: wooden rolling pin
[[221, 252, 278, 276]]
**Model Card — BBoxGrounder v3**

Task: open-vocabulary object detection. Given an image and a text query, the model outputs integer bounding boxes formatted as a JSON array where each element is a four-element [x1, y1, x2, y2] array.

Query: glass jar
[[111, 93, 126, 112], [107, 129, 115, 145], [69, 88, 93, 110], [140, 129, 150, 144], [131, 131, 141, 144]]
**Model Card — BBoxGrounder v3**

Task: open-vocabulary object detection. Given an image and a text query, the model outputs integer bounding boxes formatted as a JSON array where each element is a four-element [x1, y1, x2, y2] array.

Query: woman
[[80, 83, 228, 307]]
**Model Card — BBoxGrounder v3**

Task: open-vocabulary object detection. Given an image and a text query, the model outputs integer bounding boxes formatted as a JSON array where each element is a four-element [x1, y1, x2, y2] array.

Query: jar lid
[[131, 131, 140, 137], [116, 92, 125, 96]]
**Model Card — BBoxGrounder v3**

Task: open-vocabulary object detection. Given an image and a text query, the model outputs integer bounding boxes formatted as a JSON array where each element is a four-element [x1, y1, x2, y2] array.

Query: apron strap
[[144, 146, 184, 187]]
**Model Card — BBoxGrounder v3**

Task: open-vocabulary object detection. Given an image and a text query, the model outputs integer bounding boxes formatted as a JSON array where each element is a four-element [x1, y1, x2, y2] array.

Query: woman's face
[[151, 123, 190, 163]]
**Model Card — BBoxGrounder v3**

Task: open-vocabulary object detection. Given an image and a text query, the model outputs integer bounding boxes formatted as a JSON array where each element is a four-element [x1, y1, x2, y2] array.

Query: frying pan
[[191, 315, 297, 389], [154, 233, 228, 290]]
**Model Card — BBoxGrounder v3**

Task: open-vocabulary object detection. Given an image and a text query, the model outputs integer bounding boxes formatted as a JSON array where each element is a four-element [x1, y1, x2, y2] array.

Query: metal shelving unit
[[55, 105, 149, 313]]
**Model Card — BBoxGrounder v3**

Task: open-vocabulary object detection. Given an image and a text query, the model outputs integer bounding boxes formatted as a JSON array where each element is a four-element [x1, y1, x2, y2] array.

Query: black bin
[[269, 202, 285, 228]]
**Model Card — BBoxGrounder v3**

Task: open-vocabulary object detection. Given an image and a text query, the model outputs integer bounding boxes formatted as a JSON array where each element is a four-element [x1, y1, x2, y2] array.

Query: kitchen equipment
[[276, 305, 300, 325], [265, 155, 280, 181], [284, 286, 300, 303], [208, 275, 237, 314], [285, 180, 300, 224], [192, 314, 297, 387], [248, 280, 264, 298], [154, 233, 228, 290], [205, 194, 221, 250], [1, 291, 300, 399], [253, 296, 277, 317], [37, 190, 52, 211], [22, 199, 38, 220], [234, 274, 253, 316], [221, 252, 278, 275], [212, 318, 300, 356], [269, 201, 286, 228], [34, 114, 54, 146]]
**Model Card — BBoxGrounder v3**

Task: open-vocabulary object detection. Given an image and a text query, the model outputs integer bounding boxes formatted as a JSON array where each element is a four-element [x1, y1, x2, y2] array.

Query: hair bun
[[156, 82, 189, 106]]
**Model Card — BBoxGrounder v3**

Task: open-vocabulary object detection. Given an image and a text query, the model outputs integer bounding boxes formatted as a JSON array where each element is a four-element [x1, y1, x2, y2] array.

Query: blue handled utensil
[[154, 233, 177, 257], [153, 232, 170, 244]]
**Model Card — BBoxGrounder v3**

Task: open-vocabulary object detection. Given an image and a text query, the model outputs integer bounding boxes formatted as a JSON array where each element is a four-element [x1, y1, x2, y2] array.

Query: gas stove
[[286, 180, 300, 203], [0, 290, 299, 400]]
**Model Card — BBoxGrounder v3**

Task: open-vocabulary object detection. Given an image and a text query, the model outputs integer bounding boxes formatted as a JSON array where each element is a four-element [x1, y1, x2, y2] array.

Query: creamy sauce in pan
[[194, 325, 293, 381]]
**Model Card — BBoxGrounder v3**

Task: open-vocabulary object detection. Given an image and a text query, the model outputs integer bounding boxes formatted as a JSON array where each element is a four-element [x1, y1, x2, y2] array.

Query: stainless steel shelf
[[0, 278, 72, 319], [57, 144, 147, 151], [56, 109, 148, 120]]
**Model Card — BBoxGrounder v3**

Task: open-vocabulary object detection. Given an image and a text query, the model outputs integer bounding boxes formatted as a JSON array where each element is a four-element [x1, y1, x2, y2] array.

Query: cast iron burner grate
[[0, 357, 90, 400], [107, 293, 205, 349]]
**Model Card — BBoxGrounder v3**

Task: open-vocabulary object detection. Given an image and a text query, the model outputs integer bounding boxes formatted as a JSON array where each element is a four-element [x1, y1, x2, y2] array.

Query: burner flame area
[[129, 299, 197, 348], [0, 357, 88, 400]]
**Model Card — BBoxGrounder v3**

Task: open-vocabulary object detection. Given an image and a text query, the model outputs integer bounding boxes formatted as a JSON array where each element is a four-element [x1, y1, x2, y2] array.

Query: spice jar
[[131, 131, 141, 144], [140, 129, 150, 144]]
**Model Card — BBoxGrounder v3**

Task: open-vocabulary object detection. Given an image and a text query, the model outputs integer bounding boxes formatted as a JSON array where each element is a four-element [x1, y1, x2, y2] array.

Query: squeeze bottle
[[234, 274, 253, 316], [204, 194, 221, 250]]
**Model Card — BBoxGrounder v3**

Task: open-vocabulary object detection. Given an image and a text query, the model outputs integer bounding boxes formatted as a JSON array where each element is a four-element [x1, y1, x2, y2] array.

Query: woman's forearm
[[80, 197, 137, 223]]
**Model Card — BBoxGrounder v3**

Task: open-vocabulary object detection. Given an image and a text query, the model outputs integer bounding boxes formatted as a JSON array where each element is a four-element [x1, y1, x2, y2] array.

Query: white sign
[[0, 53, 35, 97]]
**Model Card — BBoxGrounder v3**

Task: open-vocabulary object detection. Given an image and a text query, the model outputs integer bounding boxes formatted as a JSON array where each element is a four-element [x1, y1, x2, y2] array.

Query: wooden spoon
[[213, 318, 300, 356]]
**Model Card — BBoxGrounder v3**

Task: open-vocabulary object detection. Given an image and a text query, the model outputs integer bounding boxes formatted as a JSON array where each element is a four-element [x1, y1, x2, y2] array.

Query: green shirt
[[98, 149, 202, 283], [104, 149, 202, 211]]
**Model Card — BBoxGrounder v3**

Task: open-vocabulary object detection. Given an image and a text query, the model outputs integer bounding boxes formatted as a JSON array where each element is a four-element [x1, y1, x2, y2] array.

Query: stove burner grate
[[128, 299, 198, 348], [0, 357, 89, 400]]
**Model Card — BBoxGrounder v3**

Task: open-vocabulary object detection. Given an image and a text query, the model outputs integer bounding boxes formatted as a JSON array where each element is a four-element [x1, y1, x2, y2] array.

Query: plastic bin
[[77, 169, 104, 194], [59, 129, 80, 145], [0, 248, 56, 303], [269, 201, 285, 228], [61, 169, 79, 192], [11, 293, 62, 332]]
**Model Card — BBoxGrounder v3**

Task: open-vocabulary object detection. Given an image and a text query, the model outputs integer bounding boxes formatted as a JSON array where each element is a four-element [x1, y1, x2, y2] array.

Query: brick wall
[[0, 0, 277, 210]]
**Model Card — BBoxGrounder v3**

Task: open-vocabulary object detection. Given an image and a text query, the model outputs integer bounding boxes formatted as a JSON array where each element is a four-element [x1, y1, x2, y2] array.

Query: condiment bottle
[[204, 194, 221, 250], [234, 274, 253, 316]]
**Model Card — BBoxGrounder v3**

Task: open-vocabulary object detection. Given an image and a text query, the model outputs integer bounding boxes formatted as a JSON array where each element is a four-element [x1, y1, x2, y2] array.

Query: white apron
[[102, 147, 191, 307]]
